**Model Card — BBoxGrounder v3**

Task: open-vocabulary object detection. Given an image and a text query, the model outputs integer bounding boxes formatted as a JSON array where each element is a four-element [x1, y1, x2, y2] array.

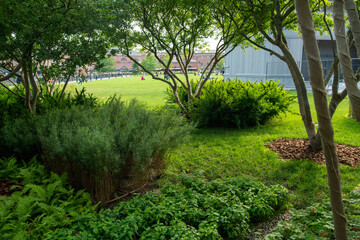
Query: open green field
[[66, 75, 209, 106], [68, 76, 360, 208]]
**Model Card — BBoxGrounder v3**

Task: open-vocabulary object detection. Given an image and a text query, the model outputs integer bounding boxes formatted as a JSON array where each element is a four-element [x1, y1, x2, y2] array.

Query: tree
[[106, 0, 251, 114], [219, 0, 350, 149], [0, 0, 109, 113], [215, 59, 224, 71], [98, 57, 116, 72], [132, 62, 140, 75], [141, 55, 159, 71], [295, 1, 347, 238], [341, 0, 360, 122]]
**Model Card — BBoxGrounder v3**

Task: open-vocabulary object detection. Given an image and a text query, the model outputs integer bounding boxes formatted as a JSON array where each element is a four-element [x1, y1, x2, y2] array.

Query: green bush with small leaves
[[166, 79, 295, 128], [48, 173, 290, 239]]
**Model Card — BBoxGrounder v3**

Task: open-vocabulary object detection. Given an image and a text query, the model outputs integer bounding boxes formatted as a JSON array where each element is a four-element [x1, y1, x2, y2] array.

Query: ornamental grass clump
[[36, 97, 192, 203]]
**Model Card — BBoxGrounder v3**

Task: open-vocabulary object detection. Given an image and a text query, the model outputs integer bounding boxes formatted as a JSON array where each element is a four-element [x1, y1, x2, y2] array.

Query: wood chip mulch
[[266, 138, 360, 168], [0, 179, 23, 197]]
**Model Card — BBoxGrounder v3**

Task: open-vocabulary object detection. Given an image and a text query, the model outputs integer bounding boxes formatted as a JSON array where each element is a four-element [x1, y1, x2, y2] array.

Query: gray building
[[224, 30, 357, 90]]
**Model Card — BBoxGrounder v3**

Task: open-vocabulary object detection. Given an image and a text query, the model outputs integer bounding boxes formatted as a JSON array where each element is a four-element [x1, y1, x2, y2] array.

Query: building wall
[[224, 30, 334, 89], [102, 51, 216, 73]]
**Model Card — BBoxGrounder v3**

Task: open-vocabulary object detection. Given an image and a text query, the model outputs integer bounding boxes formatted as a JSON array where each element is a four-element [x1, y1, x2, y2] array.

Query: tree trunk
[[334, 0, 360, 122], [295, 1, 348, 239], [278, 43, 319, 148]]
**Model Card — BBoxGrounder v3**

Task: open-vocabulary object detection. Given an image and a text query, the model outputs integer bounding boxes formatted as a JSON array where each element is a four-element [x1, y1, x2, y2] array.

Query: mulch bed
[[0, 179, 23, 197], [266, 138, 360, 168]]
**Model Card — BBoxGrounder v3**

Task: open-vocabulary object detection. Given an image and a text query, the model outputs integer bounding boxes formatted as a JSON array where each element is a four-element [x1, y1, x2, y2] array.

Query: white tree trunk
[[334, 0, 360, 122], [295, 0, 348, 239]]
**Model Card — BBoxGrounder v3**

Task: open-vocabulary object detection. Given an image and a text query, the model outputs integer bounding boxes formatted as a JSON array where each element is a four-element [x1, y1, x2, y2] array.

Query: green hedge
[[48, 173, 290, 239], [166, 79, 295, 128]]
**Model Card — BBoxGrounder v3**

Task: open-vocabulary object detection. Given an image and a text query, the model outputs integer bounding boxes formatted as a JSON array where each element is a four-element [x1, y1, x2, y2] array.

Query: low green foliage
[[37, 85, 98, 111], [0, 157, 97, 240], [47, 173, 290, 239], [266, 185, 360, 239], [166, 79, 295, 128]]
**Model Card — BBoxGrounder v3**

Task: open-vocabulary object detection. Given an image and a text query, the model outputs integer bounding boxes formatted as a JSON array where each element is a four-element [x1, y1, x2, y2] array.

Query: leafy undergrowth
[[266, 185, 360, 239], [47, 172, 290, 239], [0, 158, 97, 240]]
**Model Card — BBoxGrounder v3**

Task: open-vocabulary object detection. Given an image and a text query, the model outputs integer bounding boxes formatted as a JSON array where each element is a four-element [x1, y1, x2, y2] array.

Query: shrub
[[0, 85, 29, 127], [0, 116, 39, 161], [0, 157, 97, 240], [36, 97, 192, 203], [47, 174, 290, 239], [166, 79, 295, 128], [266, 184, 360, 239], [0, 86, 97, 161], [37, 85, 98, 113]]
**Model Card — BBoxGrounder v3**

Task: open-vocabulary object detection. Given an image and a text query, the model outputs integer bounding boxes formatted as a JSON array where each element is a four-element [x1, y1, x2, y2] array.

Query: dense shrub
[[47, 173, 290, 239], [266, 185, 360, 239], [35, 97, 192, 202], [0, 116, 39, 161], [166, 79, 294, 128], [0, 85, 29, 126], [0, 157, 97, 240]]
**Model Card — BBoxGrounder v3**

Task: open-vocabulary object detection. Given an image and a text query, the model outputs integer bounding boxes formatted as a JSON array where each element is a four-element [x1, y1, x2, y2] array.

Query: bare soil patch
[[0, 179, 23, 197], [266, 138, 360, 168]]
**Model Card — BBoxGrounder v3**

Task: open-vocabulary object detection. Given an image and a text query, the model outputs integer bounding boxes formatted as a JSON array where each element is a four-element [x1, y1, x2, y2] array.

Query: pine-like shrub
[[36, 97, 192, 203], [166, 79, 295, 128]]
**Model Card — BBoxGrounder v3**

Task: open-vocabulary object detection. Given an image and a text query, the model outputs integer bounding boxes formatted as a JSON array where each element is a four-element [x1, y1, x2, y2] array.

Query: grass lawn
[[68, 76, 360, 208], [66, 74, 205, 106]]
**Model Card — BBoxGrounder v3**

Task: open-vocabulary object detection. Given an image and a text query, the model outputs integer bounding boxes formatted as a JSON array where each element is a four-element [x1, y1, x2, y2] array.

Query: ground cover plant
[[46, 173, 290, 239], [265, 184, 360, 239], [0, 157, 97, 240]]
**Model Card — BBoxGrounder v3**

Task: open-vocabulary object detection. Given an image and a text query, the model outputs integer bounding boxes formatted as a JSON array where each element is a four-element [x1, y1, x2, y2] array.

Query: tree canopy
[[141, 55, 159, 71], [98, 57, 116, 72], [0, 0, 109, 112]]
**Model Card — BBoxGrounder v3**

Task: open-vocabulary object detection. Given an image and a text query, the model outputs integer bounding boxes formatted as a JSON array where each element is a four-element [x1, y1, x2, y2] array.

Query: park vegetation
[[1, 0, 360, 239]]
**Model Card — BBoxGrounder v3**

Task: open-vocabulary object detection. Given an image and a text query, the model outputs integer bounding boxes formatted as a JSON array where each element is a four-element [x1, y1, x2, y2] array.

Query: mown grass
[[164, 95, 360, 208], [68, 76, 360, 208], [66, 74, 206, 106]]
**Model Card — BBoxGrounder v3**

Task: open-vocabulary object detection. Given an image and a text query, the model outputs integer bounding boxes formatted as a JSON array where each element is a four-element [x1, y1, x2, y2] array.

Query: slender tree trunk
[[344, 0, 360, 119], [334, 0, 360, 122], [22, 64, 32, 112], [60, 75, 72, 102], [278, 43, 320, 148], [345, 0, 360, 57], [295, 1, 348, 239], [28, 62, 39, 113]]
